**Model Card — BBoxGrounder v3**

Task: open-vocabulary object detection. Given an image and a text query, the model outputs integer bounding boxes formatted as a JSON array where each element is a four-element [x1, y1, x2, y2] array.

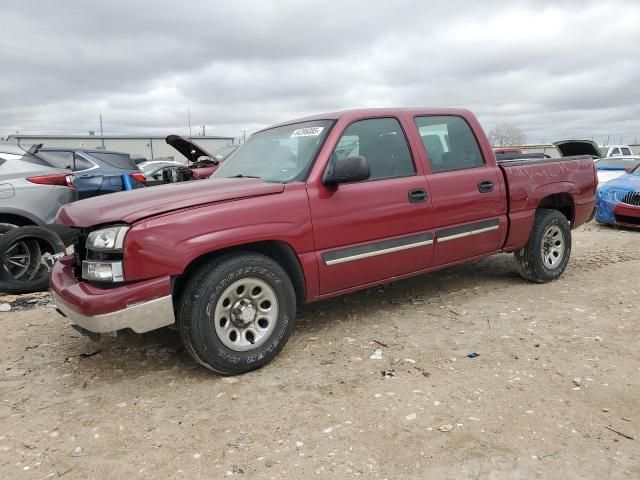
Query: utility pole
[[188, 108, 192, 137], [241, 130, 246, 143], [99, 114, 105, 148], [202, 125, 206, 136]]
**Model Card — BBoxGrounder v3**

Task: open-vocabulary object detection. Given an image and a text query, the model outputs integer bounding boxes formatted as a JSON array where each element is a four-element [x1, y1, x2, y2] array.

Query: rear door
[[412, 115, 507, 266], [308, 116, 434, 294]]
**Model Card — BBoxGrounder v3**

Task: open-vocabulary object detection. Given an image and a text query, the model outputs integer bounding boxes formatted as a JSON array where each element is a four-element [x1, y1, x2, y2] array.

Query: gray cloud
[[1, 0, 639, 144]]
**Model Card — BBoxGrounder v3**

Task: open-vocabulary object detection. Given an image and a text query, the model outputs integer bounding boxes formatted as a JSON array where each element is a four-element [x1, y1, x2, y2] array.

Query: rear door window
[[415, 116, 484, 173], [73, 154, 95, 171], [621, 147, 632, 155], [89, 152, 136, 170], [610, 148, 621, 156]]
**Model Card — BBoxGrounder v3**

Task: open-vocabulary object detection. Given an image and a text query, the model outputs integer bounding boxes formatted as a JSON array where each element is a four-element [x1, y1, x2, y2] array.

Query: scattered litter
[[71, 446, 85, 457], [466, 352, 480, 358], [572, 377, 582, 387], [438, 424, 454, 432], [369, 349, 383, 360], [603, 425, 634, 440], [372, 339, 389, 348], [265, 459, 274, 467], [468, 417, 480, 421], [404, 358, 416, 364], [296, 441, 304, 448], [446, 357, 457, 363], [0, 303, 11, 312], [193, 453, 201, 459], [573, 307, 587, 313], [320, 359, 334, 365], [406, 413, 417, 421], [381, 369, 395, 379], [602, 408, 609, 413], [323, 427, 333, 434], [622, 417, 631, 422]]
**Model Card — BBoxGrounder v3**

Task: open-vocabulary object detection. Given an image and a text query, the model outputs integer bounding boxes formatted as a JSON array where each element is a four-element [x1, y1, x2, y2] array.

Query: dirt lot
[[1, 223, 638, 479]]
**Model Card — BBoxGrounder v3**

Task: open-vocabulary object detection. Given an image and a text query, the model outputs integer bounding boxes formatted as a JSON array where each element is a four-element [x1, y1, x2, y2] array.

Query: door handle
[[478, 180, 494, 193], [408, 188, 427, 203]]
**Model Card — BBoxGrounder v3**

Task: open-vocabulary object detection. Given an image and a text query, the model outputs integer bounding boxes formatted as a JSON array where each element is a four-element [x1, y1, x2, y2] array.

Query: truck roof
[[264, 108, 474, 132]]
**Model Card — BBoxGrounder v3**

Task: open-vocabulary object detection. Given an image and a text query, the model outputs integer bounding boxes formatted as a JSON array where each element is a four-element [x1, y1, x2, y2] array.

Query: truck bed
[[497, 154, 597, 251]]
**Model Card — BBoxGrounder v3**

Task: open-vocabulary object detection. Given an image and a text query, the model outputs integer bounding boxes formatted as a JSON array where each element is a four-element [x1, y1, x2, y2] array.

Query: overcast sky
[[1, 0, 639, 144]]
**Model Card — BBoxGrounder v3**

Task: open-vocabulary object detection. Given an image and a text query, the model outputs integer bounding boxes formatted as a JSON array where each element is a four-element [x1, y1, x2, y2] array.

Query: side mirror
[[323, 156, 370, 186]]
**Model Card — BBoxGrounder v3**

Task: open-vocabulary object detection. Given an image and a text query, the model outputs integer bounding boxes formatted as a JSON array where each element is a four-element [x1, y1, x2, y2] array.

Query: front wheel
[[514, 208, 572, 283], [177, 252, 296, 374]]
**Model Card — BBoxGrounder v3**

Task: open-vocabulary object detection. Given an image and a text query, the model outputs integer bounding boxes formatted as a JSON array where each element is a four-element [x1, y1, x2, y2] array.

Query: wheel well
[[538, 193, 575, 224], [0, 213, 37, 227], [173, 241, 307, 305]]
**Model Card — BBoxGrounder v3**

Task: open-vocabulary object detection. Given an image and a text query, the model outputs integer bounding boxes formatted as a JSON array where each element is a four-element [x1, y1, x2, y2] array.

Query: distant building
[[5, 134, 236, 161]]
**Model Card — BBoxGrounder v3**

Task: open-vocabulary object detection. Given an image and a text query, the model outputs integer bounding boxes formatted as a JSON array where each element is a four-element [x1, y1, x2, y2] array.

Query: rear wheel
[[515, 209, 571, 283], [177, 252, 296, 374]]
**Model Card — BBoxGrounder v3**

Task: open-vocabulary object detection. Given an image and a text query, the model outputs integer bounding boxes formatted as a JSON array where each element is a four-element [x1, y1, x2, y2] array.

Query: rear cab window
[[414, 116, 484, 173], [621, 147, 632, 155], [331, 117, 415, 180]]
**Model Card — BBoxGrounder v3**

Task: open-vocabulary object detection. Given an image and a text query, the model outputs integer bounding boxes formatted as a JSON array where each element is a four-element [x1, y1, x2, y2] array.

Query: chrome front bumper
[[52, 292, 175, 334]]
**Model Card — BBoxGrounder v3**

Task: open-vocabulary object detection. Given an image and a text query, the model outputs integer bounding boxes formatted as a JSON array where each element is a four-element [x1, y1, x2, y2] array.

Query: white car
[[595, 156, 640, 184], [599, 145, 634, 157]]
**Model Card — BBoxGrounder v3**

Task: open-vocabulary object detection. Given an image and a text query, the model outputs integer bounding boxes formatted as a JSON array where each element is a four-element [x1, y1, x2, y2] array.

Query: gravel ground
[[1, 223, 638, 479]]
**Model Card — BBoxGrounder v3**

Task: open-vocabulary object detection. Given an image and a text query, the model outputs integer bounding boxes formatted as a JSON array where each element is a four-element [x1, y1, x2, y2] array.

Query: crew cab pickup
[[50, 108, 597, 374]]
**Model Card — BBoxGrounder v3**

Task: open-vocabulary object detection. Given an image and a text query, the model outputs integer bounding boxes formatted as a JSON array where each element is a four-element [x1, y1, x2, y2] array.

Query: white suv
[[600, 145, 634, 157]]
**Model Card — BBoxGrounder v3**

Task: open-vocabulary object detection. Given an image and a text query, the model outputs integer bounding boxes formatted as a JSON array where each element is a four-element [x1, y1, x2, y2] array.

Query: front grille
[[621, 191, 640, 206]]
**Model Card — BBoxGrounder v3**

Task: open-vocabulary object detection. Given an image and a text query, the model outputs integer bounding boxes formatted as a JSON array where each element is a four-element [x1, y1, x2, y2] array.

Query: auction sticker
[[290, 127, 324, 137]]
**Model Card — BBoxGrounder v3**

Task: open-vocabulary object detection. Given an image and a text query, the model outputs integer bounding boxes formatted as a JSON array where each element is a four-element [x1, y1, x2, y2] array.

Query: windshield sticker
[[290, 127, 324, 138]]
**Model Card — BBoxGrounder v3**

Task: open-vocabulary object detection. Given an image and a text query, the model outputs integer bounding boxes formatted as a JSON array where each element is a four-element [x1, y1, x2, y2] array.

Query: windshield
[[213, 146, 237, 161], [597, 157, 640, 169], [212, 120, 333, 182]]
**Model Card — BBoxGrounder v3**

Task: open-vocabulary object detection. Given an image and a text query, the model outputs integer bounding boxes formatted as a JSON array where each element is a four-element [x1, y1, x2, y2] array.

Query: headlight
[[86, 226, 129, 252], [82, 261, 124, 282]]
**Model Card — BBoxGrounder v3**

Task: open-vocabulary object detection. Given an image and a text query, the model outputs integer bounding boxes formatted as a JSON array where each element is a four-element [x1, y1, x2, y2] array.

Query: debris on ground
[[467, 352, 480, 358], [370, 349, 383, 360], [438, 425, 454, 432], [381, 369, 395, 378], [573, 377, 582, 387], [0, 303, 11, 312]]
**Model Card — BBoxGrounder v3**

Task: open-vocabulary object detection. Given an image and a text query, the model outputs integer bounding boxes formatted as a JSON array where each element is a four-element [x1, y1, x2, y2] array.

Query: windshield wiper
[[228, 174, 261, 179]]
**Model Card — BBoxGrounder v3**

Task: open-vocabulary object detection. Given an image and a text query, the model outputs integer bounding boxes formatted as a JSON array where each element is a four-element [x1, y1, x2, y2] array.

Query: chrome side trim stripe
[[325, 239, 433, 266], [437, 224, 500, 243], [323, 232, 433, 266], [436, 218, 501, 243]]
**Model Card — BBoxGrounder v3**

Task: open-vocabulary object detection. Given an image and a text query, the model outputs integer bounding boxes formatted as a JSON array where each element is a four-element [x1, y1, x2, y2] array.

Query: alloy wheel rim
[[4, 240, 31, 279], [213, 277, 279, 351], [541, 225, 564, 269]]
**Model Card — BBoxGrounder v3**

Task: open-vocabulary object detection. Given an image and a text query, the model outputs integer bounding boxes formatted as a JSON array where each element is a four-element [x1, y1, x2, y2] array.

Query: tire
[[514, 208, 571, 283], [177, 252, 297, 374], [0, 226, 65, 294]]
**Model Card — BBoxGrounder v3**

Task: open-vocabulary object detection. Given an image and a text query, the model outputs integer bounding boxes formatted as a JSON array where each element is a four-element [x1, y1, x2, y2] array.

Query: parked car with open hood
[[49, 107, 597, 375]]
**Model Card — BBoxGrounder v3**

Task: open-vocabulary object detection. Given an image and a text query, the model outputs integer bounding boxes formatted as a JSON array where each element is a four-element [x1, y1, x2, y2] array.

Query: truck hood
[[166, 135, 216, 163], [57, 178, 285, 227], [554, 140, 601, 158]]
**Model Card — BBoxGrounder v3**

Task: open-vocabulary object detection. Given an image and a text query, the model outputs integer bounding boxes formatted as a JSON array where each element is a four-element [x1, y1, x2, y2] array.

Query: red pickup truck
[[50, 108, 597, 374]]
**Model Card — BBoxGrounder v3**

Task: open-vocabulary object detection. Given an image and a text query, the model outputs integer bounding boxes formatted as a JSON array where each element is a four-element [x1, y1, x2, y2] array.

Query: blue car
[[36, 148, 146, 199], [596, 162, 640, 228]]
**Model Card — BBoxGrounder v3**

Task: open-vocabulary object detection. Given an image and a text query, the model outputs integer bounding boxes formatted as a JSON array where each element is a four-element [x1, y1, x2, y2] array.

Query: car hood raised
[[554, 140, 601, 158], [57, 178, 285, 227]]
